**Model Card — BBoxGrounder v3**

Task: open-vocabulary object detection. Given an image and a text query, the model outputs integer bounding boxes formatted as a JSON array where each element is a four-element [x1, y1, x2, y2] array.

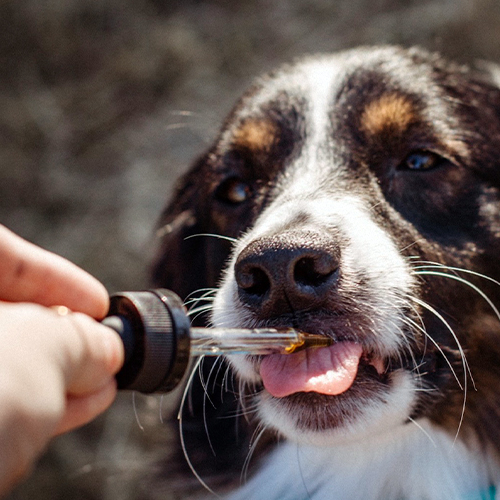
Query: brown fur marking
[[232, 118, 278, 153], [361, 93, 416, 135]]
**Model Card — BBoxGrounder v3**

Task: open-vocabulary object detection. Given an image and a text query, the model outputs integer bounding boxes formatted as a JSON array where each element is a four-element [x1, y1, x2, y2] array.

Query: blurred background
[[2, 0, 500, 498]]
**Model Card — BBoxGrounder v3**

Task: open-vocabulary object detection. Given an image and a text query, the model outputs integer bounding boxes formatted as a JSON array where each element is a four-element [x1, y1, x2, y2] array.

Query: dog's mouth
[[250, 336, 389, 399]]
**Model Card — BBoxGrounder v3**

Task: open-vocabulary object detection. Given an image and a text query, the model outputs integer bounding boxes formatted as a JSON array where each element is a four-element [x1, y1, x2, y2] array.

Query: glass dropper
[[189, 327, 332, 356]]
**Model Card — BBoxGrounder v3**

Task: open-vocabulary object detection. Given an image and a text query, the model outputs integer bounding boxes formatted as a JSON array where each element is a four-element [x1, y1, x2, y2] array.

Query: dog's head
[[153, 46, 500, 449]]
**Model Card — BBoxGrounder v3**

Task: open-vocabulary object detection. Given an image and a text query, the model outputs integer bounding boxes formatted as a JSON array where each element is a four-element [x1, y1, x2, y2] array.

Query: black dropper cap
[[103, 289, 191, 394]]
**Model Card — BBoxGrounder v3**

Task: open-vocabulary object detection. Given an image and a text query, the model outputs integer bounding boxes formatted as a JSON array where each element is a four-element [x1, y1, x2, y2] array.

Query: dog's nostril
[[235, 232, 341, 316], [293, 256, 337, 288], [237, 266, 270, 297]]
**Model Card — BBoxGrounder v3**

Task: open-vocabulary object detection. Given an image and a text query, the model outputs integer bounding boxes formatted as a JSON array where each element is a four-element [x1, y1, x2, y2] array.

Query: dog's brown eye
[[399, 151, 442, 171], [215, 177, 251, 204]]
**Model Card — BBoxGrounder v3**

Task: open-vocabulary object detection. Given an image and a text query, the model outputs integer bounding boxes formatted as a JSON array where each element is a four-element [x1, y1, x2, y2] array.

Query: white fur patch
[[224, 420, 500, 500]]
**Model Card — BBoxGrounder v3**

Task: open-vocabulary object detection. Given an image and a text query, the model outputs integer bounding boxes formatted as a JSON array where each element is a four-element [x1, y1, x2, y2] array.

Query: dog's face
[[154, 46, 500, 450]]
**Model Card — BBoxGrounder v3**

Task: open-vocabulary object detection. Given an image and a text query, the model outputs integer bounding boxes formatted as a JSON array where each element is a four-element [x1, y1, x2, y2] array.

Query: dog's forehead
[[231, 47, 435, 131], [220, 47, 457, 178]]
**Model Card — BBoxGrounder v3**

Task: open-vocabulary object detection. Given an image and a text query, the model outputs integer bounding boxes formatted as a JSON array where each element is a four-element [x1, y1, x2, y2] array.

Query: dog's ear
[[151, 157, 205, 298], [151, 155, 233, 309], [438, 60, 500, 188], [471, 62, 500, 186]]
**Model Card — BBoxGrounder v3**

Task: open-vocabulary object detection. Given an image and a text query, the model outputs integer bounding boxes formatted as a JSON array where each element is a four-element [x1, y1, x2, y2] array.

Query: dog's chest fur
[[153, 46, 500, 499], [227, 421, 499, 500]]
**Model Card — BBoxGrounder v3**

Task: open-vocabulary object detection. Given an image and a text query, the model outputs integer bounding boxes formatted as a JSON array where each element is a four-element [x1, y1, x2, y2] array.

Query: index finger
[[0, 225, 109, 318]]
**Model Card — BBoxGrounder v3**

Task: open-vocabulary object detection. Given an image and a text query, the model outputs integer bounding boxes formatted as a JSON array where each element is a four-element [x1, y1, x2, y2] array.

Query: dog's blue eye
[[400, 151, 441, 171], [215, 177, 250, 204]]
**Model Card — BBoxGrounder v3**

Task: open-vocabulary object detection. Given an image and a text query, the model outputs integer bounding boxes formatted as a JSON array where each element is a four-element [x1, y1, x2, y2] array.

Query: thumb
[[48, 308, 125, 434], [53, 309, 124, 395]]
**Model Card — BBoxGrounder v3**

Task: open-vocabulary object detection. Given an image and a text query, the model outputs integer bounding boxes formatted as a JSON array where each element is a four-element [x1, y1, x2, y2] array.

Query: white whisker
[[401, 314, 461, 388], [411, 261, 500, 288], [184, 296, 216, 307], [409, 296, 469, 442], [407, 417, 437, 448], [132, 392, 144, 432], [187, 305, 214, 322], [200, 357, 226, 457], [184, 287, 219, 301], [241, 422, 268, 485], [178, 357, 221, 498], [185, 233, 238, 243]]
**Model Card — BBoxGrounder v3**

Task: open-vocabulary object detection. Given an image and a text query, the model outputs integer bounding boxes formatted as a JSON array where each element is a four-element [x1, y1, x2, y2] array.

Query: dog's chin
[[229, 352, 418, 446]]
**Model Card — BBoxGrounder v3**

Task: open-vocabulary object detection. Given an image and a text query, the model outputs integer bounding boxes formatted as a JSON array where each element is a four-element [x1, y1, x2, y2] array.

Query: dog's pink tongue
[[260, 342, 363, 398]]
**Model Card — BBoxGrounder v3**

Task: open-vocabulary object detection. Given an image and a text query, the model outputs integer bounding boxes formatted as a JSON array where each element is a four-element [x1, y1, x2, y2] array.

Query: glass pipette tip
[[189, 327, 333, 356]]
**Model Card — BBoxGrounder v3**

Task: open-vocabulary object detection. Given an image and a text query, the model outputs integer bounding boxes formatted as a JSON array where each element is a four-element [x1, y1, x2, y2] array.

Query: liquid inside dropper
[[189, 327, 333, 356]]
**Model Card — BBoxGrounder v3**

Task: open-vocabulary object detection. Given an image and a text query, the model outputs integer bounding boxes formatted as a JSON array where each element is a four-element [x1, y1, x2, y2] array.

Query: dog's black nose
[[234, 232, 340, 317]]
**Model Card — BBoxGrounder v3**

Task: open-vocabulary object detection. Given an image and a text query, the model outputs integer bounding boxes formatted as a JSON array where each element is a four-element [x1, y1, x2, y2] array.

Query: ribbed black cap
[[105, 289, 191, 393]]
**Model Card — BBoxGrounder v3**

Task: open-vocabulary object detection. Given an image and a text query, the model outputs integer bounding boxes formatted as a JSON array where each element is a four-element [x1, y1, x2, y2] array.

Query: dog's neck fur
[[225, 420, 500, 500]]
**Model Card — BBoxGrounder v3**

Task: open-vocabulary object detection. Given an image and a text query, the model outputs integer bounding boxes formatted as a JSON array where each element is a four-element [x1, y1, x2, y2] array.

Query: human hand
[[0, 225, 124, 495]]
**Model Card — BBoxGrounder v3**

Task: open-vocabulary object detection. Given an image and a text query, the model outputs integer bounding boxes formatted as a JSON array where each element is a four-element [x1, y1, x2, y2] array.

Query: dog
[[152, 46, 500, 499]]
